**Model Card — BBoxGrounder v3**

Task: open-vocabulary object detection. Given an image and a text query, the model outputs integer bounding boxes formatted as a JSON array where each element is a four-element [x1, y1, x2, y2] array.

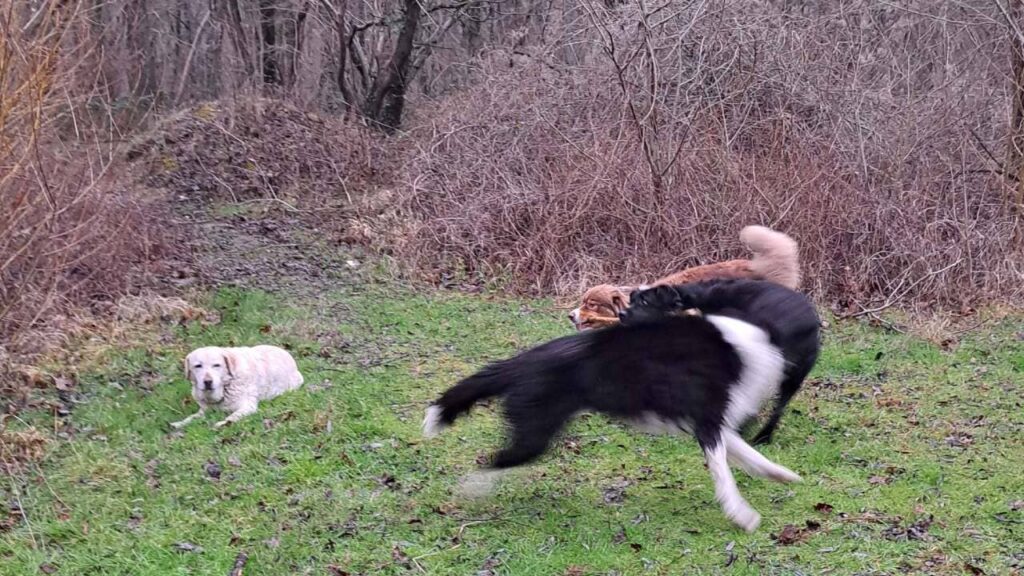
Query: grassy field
[[2, 284, 1023, 575]]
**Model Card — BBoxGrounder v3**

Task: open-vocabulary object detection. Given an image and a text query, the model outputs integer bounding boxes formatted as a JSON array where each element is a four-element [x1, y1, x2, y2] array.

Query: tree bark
[[1009, 19, 1024, 218], [332, 0, 353, 108], [224, 0, 255, 83], [259, 0, 281, 86], [362, 0, 422, 132]]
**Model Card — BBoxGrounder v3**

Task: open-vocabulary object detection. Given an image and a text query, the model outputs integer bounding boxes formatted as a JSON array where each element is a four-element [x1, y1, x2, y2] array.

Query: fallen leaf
[[945, 433, 974, 448], [814, 502, 834, 515], [964, 562, 986, 575], [882, 515, 933, 541], [1010, 500, 1024, 511], [204, 460, 222, 480], [327, 565, 350, 576], [724, 550, 737, 567], [602, 478, 631, 505], [774, 524, 805, 546], [377, 474, 398, 490], [144, 459, 161, 489], [479, 552, 503, 573], [126, 511, 143, 531], [39, 563, 57, 574], [54, 375, 74, 391], [228, 455, 242, 467], [263, 536, 279, 549], [259, 324, 272, 334], [334, 515, 358, 537], [391, 544, 411, 568], [563, 567, 587, 576], [612, 526, 627, 544], [562, 437, 581, 454], [868, 475, 891, 486], [629, 542, 642, 552], [907, 515, 933, 540], [173, 542, 204, 553], [773, 520, 822, 546]]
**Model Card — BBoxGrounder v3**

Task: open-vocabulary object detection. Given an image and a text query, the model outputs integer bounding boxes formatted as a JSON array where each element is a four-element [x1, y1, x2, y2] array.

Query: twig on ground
[[228, 551, 248, 576]]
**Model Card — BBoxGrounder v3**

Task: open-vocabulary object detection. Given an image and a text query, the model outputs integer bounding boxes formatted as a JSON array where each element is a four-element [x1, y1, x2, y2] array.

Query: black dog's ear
[[670, 286, 698, 310]]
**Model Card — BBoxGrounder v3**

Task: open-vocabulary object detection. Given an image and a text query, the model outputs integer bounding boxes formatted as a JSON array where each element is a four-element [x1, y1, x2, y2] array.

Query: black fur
[[429, 314, 746, 469], [620, 279, 820, 445]]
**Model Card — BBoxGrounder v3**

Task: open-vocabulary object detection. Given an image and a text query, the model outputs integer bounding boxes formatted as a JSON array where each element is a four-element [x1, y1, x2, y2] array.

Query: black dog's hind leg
[[459, 400, 572, 497], [750, 355, 814, 445], [695, 423, 761, 533]]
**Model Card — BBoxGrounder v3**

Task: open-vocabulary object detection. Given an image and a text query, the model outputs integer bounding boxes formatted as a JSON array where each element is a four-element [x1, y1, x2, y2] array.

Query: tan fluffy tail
[[739, 226, 801, 290]]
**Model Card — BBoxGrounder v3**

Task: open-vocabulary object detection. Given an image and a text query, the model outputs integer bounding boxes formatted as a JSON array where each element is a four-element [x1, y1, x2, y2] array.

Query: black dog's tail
[[422, 363, 511, 438]]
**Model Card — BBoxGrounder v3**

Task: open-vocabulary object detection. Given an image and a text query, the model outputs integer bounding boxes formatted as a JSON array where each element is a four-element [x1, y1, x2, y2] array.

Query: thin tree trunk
[[259, 0, 281, 85], [363, 0, 421, 131], [1009, 11, 1024, 219], [333, 0, 353, 108], [224, 0, 254, 83], [290, 1, 309, 90]]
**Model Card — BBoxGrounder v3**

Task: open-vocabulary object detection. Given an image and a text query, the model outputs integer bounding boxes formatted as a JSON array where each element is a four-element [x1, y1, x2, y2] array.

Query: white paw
[[170, 420, 186, 429], [422, 405, 446, 439], [729, 505, 762, 533], [213, 420, 230, 429], [769, 465, 802, 484]]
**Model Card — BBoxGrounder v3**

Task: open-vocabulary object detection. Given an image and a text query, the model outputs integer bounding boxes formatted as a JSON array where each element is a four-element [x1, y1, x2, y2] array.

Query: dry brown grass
[[126, 98, 389, 211], [0, 2, 177, 360], [0, 425, 49, 474], [356, 2, 1024, 310]]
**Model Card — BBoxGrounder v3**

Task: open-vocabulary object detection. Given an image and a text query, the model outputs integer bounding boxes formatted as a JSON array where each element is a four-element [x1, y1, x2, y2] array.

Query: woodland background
[[3, 0, 1024, 352]]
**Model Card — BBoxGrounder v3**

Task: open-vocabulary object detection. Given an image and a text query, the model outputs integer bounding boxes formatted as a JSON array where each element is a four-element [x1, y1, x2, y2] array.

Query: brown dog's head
[[568, 284, 634, 331]]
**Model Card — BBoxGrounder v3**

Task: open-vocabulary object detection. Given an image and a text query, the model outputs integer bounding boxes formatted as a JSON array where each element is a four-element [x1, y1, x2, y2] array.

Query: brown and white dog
[[568, 226, 800, 331]]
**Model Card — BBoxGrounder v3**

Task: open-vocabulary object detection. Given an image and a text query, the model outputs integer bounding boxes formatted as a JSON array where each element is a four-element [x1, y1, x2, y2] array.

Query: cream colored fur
[[172, 345, 304, 429], [740, 225, 801, 290]]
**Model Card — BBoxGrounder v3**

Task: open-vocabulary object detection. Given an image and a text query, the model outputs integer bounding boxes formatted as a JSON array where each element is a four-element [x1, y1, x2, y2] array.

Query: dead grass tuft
[[0, 425, 50, 474]]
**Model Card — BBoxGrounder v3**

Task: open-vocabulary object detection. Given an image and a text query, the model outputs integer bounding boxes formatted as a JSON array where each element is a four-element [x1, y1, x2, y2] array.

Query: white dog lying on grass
[[172, 345, 304, 429]]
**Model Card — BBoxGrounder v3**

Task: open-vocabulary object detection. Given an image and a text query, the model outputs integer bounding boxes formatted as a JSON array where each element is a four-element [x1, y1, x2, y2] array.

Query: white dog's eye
[[212, 363, 221, 368], [193, 364, 202, 368]]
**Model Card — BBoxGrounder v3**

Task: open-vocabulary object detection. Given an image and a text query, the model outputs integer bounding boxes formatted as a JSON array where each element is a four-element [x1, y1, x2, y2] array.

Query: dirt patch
[[181, 209, 370, 299]]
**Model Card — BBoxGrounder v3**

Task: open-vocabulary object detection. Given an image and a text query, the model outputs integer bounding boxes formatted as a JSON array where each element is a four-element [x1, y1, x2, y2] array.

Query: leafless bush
[[0, 2, 174, 356], [127, 98, 388, 209], [365, 0, 1024, 308]]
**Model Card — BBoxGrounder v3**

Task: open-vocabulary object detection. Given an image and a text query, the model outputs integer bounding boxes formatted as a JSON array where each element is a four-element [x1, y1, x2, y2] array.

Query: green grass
[[2, 286, 1023, 575]]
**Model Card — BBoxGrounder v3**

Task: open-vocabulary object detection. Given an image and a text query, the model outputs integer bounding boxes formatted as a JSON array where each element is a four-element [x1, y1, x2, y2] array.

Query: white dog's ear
[[222, 350, 238, 377]]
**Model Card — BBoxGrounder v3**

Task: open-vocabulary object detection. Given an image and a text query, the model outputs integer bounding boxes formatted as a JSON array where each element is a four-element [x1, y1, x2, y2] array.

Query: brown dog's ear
[[222, 350, 237, 377], [610, 287, 631, 313]]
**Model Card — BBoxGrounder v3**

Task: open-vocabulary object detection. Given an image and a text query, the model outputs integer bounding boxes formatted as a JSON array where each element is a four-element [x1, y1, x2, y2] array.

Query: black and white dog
[[423, 284, 817, 532], [622, 279, 821, 445]]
